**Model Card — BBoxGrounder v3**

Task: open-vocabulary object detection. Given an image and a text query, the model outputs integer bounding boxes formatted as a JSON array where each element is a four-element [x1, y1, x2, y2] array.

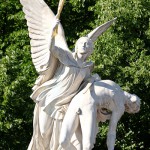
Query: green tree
[[0, 0, 149, 149], [88, 0, 150, 149], [0, 1, 36, 149]]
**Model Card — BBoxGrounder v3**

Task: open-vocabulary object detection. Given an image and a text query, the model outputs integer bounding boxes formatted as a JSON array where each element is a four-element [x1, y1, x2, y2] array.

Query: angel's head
[[74, 18, 117, 61], [75, 37, 94, 61]]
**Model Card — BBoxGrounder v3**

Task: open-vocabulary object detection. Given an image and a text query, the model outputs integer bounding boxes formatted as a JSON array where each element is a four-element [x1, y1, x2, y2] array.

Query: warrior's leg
[[72, 125, 82, 150], [59, 122, 82, 150], [59, 96, 81, 149], [79, 102, 98, 150]]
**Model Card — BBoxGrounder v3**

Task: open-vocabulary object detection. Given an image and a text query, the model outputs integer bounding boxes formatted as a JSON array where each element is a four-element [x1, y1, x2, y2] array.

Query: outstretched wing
[[87, 18, 117, 42], [20, 0, 69, 74]]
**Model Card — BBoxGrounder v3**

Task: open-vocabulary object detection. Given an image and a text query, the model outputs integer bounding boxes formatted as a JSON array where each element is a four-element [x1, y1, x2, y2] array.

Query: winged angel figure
[[20, 0, 116, 149]]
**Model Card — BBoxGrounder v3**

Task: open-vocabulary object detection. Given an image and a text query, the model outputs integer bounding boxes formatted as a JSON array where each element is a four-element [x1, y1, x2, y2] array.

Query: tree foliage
[[0, 0, 149, 149]]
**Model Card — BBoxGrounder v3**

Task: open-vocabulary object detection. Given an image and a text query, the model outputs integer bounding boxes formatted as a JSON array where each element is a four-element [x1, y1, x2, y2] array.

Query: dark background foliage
[[0, 0, 149, 149]]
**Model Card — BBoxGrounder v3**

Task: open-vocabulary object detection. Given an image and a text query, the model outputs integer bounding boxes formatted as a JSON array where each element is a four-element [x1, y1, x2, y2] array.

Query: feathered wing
[[87, 18, 117, 42], [20, 0, 69, 88]]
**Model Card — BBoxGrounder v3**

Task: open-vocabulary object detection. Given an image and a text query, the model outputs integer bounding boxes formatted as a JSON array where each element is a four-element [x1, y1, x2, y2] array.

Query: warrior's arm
[[107, 108, 124, 150]]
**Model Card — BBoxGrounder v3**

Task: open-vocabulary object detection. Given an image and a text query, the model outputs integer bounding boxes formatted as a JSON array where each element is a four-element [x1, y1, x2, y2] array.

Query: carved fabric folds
[[28, 53, 93, 149]]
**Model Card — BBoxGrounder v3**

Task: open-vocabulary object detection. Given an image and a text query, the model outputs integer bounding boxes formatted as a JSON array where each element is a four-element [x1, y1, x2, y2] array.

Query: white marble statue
[[59, 80, 141, 150], [20, 0, 140, 150]]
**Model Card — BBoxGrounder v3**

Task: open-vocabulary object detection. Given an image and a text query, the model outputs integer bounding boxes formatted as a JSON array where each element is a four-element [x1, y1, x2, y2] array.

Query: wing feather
[[28, 28, 44, 35], [31, 45, 48, 53], [26, 22, 44, 31], [24, 12, 42, 22], [33, 58, 49, 67], [32, 52, 49, 63], [25, 16, 42, 26], [23, 8, 42, 19], [30, 39, 47, 47], [32, 49, 49, 59], [29, 33, 45, 40]]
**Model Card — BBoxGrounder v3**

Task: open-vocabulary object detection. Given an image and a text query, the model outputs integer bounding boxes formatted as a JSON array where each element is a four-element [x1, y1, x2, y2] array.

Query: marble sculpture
[[20, 0, 141, 149]]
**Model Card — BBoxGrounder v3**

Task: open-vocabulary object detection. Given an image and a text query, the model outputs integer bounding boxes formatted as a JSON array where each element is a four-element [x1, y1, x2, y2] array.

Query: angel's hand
[[52, 19, 60, 32]]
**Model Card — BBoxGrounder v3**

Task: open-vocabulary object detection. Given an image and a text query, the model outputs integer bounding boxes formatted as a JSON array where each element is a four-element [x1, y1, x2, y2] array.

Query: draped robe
[[28, 46, 94, 150]]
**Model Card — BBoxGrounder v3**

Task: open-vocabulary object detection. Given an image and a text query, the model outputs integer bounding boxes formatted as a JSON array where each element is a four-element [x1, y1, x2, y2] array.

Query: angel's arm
[[49, 21, 78, 67]]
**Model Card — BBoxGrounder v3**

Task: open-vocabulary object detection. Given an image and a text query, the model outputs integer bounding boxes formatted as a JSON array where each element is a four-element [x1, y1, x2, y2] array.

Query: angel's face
[[75, 37, 93, 60]]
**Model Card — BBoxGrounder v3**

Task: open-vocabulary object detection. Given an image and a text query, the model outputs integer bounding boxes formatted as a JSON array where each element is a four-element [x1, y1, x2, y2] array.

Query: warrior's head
[[124, 92, 141, 114]]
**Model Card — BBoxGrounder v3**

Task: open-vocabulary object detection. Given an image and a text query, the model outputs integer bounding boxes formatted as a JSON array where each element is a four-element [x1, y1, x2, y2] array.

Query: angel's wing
[[20, 0, 70, 89], [20, 0, 69, 73], [87, 18, 117, 42]]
